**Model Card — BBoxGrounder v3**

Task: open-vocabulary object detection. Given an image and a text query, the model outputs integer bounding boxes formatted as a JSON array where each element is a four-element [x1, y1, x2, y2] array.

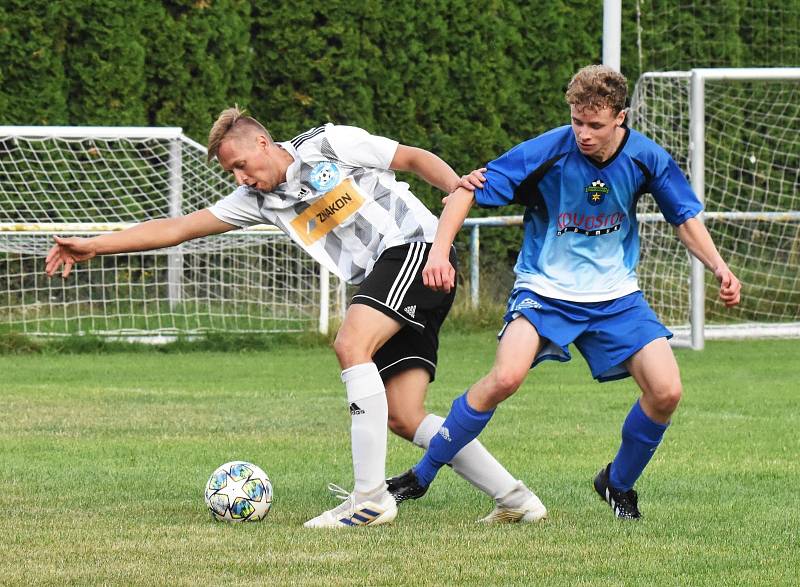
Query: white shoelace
[[327, 483, 352, 502], [323, 483, 357, 519]]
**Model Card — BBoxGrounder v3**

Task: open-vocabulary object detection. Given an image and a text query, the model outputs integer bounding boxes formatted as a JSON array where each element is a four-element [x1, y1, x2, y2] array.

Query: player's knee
[[488, 367, 526, 402], [651, 380, 682, 415], [332, 333, 349, 363], [333, 330, 366, 367], [387, 405, 426, 441], [387, 412, 416, 441]]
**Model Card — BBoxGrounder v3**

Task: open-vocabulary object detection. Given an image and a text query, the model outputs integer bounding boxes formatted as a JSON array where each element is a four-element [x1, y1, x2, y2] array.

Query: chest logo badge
[[290, 178, 365, 245], [309, 161, 340, 193], [585, 179, 609, 206]]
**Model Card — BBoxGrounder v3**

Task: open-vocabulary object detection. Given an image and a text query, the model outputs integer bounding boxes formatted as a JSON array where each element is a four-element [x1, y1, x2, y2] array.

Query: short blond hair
[[207, 106, 272, 162], [565, 65, 628, 115]]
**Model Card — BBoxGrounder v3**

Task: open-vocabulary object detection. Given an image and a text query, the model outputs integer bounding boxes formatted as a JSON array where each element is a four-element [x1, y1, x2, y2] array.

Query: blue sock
[[609, 399, 669, 491], [413, 391, 495, 487]]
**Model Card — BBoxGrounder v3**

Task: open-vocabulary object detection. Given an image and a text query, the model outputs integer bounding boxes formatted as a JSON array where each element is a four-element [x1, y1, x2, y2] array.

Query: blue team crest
[[585, 179, 609, 206], [309, 161, 341, 193]]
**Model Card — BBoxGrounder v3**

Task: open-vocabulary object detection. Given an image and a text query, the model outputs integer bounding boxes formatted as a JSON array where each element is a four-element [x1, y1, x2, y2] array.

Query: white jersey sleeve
[[205, 123, 436, 286], [325, 124, 398, 170], [207, 186, 273, 229]]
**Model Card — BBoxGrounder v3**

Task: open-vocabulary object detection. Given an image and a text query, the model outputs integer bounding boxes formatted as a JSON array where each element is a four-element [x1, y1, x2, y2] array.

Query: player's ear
[[616, 109, 627, 127]]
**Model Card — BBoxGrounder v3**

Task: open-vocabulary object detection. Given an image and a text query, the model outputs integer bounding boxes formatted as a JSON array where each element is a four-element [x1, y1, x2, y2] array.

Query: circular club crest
[[309, 161, 340, 193]]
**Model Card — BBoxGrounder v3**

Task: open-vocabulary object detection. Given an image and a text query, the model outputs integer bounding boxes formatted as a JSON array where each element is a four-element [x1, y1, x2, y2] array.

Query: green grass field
[[1, 333, 798, 586]]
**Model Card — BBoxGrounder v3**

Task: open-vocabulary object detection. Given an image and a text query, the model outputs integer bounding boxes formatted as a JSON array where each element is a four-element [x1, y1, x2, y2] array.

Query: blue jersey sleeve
[[473, 142, 531, 208], [474, 127, 572, 209], [648, 153, 703, 226]]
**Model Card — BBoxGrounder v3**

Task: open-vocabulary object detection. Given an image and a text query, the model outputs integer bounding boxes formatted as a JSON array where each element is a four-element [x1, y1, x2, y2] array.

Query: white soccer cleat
[[477, 494, 548, 524], [477, 482, 548, 524], [303, 484, 398, 529]]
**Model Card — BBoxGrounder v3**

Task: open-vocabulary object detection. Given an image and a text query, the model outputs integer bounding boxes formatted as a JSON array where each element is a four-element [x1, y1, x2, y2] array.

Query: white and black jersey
[[208, 124, 439, 285]]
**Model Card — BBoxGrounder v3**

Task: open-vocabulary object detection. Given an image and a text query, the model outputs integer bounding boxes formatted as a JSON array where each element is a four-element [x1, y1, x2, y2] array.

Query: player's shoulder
[[504, 125, 573, 162], [217, 184, 264, 206], [225, 184, 255, 199], [624, 127, 673, 161], [623, 127, 679, 177], [288, 123, 391, 160], [526, 125, 574, 151], [209, 184, 263, 217], [288, 123, 333, 152]]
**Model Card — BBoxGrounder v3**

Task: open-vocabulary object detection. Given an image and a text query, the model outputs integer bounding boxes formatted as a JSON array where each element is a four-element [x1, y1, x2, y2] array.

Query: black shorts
[[352, 242, 457, 383]]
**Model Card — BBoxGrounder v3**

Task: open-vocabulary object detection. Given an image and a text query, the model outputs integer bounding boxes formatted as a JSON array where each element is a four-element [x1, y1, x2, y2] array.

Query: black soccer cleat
[[593, 463, 642, 520], [386, 468, 429, 504]]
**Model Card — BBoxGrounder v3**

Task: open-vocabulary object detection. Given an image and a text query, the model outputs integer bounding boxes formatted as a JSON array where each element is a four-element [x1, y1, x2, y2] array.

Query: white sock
[[341, 363, 388, 495], [413, 413, 517, 500]]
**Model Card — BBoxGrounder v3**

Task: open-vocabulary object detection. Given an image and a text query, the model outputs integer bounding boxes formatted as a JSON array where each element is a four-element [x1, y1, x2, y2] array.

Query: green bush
[[1, 0, 794, 290]]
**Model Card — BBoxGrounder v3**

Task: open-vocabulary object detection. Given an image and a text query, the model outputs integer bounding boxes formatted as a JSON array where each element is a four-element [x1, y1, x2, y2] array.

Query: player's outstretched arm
[[676, 216, 741, 307], [422, 188, 475, 293], [45, 210, 236, 279], [390, 145, 459, 193]]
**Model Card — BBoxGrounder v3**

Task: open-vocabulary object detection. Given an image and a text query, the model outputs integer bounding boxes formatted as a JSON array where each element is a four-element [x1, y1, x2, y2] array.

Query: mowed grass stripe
[[0, 334, 797, 586]]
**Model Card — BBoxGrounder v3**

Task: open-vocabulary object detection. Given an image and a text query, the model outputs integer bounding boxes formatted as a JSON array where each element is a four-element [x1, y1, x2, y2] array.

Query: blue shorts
[[499, 289, 672, 382]]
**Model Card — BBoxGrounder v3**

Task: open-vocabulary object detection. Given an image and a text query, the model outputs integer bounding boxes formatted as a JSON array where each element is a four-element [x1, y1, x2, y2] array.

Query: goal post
[[0, 126, 342, 339], [602, 0, 621, 71], [167, 137, 183, 309], [462, 68, 799, 348], [629, 67, 800, 348]]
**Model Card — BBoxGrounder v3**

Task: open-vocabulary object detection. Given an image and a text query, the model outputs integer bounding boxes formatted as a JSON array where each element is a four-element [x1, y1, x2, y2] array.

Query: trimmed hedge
[[1, 0, 794, 267]]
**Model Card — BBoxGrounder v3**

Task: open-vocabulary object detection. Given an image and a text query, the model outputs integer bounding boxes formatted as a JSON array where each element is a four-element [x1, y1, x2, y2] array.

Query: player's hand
[[714, 266, 741, 307], [456, 167, 487, 192], [422, 250, 456, 293], [45, 236, 98, 278], [442, 168, 486, 205]]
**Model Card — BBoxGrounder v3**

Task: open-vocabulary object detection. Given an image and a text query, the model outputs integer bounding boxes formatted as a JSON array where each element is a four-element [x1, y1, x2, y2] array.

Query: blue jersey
[[475, 125, 702, 302]]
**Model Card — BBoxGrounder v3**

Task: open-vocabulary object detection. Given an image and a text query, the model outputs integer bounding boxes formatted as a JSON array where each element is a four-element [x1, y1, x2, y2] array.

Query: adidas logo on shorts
[[403, 305, 417, 318], [515, 298, 542, 311], [349, 402, 365, 415]]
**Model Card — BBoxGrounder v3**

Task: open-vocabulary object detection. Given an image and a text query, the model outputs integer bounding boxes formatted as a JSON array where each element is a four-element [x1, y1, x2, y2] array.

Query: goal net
[[629, 69, 800, 344], [630, 1, 800, 75], [0, 127, 342, 339]]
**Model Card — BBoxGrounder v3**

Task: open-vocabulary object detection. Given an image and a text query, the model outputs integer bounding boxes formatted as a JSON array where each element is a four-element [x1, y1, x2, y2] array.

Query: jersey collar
[[279, 141, 301, 187], [580, 126, 631, 170]]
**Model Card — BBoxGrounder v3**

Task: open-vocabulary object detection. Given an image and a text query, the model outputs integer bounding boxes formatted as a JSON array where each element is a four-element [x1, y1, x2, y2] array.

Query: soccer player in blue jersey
[[387, 64, 741, 519]]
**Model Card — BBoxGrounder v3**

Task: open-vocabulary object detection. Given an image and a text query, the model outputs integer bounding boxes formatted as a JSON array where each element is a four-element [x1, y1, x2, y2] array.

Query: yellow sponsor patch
[[290, 178, 365, 245]]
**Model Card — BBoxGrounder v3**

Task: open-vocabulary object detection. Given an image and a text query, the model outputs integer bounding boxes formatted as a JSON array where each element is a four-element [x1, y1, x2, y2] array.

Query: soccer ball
[[204, 461, 273, 522]]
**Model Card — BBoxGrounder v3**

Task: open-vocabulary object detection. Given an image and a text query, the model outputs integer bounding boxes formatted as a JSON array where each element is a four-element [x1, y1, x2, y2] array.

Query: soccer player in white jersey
[[387, 65, 742, 519], [45, 107, 547, 528]]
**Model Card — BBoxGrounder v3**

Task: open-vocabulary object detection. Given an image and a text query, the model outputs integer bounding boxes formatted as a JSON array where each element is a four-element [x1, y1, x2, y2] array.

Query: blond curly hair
[[565, 65, 628, 114]]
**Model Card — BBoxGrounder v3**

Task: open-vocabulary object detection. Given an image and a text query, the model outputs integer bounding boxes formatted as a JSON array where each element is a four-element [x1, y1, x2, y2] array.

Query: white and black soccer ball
[[204, 461, 273, 522]]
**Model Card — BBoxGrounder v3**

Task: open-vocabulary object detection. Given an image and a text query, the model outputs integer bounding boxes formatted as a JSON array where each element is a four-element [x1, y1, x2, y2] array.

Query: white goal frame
[[670, 68, 800, 348], [463, 68, 800, 350], [0, 126, 342, 338], [602, 0, 800, 347]]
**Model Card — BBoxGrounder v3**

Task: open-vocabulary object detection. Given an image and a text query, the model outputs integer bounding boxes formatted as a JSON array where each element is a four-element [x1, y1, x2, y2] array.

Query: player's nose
[[233, 169, 248, 186]]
